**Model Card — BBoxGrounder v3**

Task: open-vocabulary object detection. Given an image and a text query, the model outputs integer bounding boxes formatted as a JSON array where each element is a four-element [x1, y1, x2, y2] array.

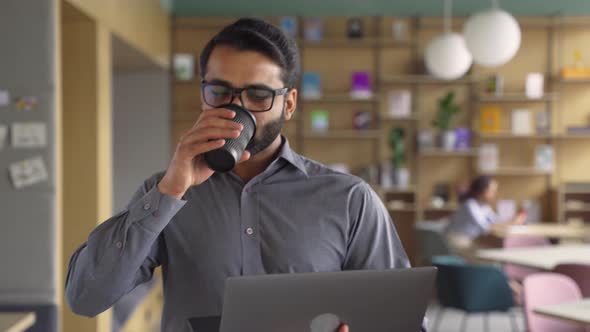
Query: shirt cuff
[[127, 184, 187, 234]]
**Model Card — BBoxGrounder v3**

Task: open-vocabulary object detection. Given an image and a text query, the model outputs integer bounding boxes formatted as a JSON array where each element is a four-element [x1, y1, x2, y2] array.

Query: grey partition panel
[[0, 0, 57, 306]]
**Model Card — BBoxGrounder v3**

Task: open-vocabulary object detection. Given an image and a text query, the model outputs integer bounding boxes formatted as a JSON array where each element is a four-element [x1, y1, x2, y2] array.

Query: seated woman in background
[[445, 176, 527, 251]]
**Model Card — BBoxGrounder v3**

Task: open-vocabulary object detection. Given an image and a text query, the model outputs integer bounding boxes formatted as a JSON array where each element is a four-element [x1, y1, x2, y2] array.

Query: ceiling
[[161, 0, 590, 17]]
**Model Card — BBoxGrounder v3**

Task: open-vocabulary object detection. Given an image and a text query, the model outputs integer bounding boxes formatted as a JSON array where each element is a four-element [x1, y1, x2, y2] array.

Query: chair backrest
[[503, 235, 550, 282], [554, 263, 590, 298], [523, 273, 585, 332], [432, 256, 513, 313], [416, 227, 451, 265]]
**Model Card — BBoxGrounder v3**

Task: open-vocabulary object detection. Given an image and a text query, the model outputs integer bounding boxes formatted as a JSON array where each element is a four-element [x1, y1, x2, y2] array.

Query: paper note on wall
[[0, 125, 7, 149], [9, 156, 49, 189], [12, 123, 47, 148], [0, 90, 9, 107]]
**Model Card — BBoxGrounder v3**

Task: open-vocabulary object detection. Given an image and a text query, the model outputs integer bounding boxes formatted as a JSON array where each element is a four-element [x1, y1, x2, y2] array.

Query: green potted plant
[[389, 127, 409, 189], [432, 91, 461, 151]]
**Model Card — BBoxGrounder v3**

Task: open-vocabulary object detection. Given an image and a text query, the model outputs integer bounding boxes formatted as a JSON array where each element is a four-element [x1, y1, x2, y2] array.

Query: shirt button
[[116, 241, 122, 249], [245, 227, 254, 235], [143, 203, 151, 211]]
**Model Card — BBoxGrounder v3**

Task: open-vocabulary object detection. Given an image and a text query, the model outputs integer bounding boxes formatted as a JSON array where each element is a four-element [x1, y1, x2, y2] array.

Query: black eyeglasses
[[201, 80, 289, 112]]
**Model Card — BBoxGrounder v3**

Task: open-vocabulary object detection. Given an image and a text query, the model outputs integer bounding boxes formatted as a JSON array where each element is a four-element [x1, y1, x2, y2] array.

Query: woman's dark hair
[[460, 176, 494, 202], [199, 18, 301, 89]]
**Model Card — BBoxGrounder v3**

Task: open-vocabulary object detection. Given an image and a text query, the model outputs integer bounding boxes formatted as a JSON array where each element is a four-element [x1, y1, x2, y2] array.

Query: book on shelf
[[387, 89, 412, 118], [302, 72, 322, 99], [536, 109, 551, 135], [535, 144, 554, 172], [525, 73, 545, 99], [478, 144, 499, 172], [303, 18, 323, 42], [485, 75, 504, 96], [512, 109, 533, 135], [279, 16, 298, 38], [417, 129, 435, 151], [454, 128, 472, 150], [391, 20, 409, 41], [352, 110, 373, 130], [347, 18, 364, 39], [310, 109, 330, 132], [567, 126, 590, 135], [173, 53, 195, 81], [350, 71, 373, 99], [480, 106, 502, 133]]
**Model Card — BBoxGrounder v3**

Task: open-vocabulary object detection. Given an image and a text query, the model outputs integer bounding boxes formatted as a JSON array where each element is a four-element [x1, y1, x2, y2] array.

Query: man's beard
[[247, 106, 285, 156]]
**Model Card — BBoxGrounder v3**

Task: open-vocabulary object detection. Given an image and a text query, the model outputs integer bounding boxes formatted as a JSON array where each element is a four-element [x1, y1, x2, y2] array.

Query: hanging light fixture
[[463, 0, 521, 67], [424, 0, 472, 80]]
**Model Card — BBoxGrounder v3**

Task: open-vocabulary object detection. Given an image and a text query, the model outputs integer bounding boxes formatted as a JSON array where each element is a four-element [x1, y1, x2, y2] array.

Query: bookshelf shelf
[[302, 93, 378, 104], [419, 149, 476, 157], [375, 186, 416, 194], [423, 205, 458, 212], [303, 130, 380, 140], [299, 38, 416, 49], [475, 93, 558, 103], [381, 74, 476, 85], [173, 79, 200, 85], [478, 133, 553, 139], [300, 38, 378, 48], [553, 134, 590, 140], [565, 206, 590, 213], [479, 168, 553, 176], [379, 113, 419, 122], [553, 77, 590, 84], [387, 204, 416, 212]]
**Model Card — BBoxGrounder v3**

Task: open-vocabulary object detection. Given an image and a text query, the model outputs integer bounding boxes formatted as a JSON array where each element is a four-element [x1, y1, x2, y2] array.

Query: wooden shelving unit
[[171, 16, 590, 264], [558, 183, 590, 224]]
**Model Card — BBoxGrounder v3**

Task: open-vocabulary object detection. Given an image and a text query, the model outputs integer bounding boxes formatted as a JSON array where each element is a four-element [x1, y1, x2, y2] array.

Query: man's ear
[[284, 89, 298, 121]]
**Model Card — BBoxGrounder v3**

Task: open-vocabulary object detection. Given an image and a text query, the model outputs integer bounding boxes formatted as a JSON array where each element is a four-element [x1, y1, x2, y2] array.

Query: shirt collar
[[277, 136, 308, 177]]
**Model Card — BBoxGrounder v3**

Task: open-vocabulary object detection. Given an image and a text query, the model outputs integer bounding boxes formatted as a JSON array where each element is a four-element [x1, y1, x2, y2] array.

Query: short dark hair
[[199, 18, 300, 89], [460, 176, 494, 202]]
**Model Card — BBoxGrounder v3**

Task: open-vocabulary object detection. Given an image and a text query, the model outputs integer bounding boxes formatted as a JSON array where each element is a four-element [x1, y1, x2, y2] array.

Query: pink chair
[[503, 235, 550, 282], [523, 273, 586, 332], [554, 263, 590, 297]]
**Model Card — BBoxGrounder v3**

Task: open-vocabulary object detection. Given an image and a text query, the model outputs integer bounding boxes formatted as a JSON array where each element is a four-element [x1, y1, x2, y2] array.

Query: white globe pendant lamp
[[424, 0, 472, 80], [463, 1, 521, 67]]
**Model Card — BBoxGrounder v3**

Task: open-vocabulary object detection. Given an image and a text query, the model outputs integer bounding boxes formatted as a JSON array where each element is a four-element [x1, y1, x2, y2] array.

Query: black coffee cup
[[204, 104, 257, 172]]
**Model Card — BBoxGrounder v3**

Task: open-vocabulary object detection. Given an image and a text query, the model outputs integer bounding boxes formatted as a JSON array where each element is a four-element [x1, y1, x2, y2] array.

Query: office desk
[[0, 313, 35, 332], [476, 244, 590, 270], [491, 224, 590, 241], [534, 298, 590, 325]]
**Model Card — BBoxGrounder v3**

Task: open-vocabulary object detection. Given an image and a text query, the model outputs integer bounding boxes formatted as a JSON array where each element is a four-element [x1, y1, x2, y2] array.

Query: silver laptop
[[218, 267, 436, 332]]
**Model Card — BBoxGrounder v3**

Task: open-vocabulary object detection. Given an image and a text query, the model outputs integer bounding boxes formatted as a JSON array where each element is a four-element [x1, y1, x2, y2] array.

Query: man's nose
[[230, 91, 244, 107]]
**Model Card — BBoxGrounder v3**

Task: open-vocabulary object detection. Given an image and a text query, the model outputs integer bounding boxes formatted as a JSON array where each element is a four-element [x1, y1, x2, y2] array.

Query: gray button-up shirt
[[65, 138, 411, 331]]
